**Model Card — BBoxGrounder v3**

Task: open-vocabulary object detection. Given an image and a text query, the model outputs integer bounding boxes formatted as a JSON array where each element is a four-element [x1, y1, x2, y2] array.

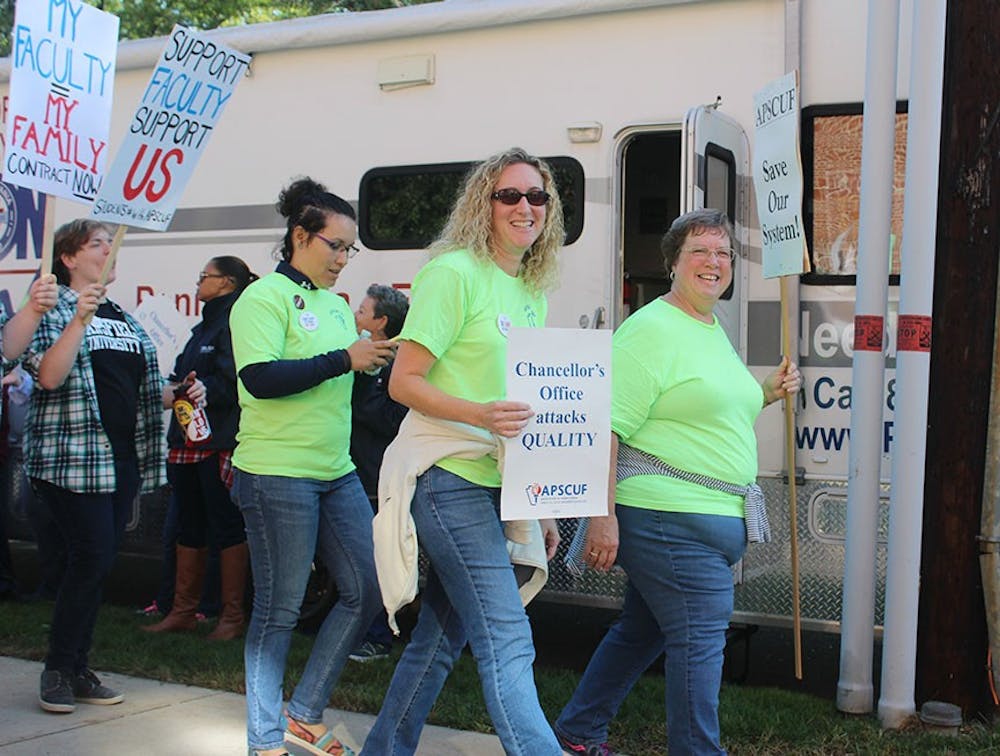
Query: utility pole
[[917, 0, 1000, 720]]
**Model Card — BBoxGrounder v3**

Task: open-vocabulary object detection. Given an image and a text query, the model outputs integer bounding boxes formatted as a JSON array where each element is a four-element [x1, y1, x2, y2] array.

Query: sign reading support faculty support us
[[752, 71, 810, 278], [3, 0, 119, 202], [501, 328, 611, 521], [91, 25, 251, 230]]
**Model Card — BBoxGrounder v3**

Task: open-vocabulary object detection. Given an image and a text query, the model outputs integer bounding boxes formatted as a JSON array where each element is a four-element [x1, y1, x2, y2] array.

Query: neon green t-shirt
[[399, 249, 547, 487], [612, 298, 763, 517], [230, 271, 357, 480]]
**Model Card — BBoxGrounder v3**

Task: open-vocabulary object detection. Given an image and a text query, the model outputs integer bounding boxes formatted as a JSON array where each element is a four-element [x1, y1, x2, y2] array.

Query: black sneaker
[[39, 670, 75, 713], [72, 668, 124, 705], [555, 730, 618, 756], [348, 640, 391, 662]]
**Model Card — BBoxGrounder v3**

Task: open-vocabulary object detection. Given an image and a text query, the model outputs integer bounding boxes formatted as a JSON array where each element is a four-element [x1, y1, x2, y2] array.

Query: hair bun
[[277, 177, 329, 219]]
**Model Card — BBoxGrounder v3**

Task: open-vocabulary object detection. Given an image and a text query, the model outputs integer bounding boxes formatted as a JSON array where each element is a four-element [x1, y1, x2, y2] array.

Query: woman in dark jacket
[[144, 256, 257, 640]]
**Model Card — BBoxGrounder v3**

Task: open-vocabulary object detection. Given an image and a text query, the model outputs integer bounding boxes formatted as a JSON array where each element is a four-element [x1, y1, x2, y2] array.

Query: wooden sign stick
[[39, 196, 56, 282], [98, 224, 128, 285], [780, 274, 803, 680]]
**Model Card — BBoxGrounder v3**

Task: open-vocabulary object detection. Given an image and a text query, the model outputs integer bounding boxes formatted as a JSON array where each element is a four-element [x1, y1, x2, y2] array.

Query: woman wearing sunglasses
[[363, 148, 565, 755], [143, 256, 257, 641], [229, 178, 395, 756]]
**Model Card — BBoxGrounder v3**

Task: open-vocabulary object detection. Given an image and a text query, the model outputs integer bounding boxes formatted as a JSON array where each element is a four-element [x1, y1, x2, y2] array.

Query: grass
[[2, 600, 998, 755]]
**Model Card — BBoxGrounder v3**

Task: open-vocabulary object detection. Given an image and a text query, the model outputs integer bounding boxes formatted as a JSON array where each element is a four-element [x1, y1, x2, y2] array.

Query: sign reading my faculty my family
[[91, 25, 251, 231], [501, 328, 611, 521], [3, 0, 119, 202]]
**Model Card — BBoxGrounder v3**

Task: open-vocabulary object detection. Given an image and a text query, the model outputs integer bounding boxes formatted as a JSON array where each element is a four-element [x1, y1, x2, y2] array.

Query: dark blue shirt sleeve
[[238, 349, 352, 399]]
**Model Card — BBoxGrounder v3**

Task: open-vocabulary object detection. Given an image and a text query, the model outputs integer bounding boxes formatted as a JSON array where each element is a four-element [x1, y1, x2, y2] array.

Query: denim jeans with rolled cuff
[[233, 469, 381, 752], [362, 465, 561, 756], [555, 505, 747, 756]]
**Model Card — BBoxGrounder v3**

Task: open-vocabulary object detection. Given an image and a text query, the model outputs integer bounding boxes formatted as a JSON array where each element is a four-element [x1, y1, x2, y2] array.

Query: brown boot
[[143, 545, 207, 633], [207, 542, 249, 641]]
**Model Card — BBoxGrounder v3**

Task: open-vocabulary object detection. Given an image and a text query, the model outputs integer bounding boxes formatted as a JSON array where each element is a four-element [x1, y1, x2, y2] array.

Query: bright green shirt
[[400, 249, 547, 487], [231, 271, 357, 480], [612, 298, 763, 517]]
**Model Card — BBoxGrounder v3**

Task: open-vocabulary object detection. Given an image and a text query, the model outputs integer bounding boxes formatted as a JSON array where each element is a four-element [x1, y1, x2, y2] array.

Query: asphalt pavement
[[0, 656, 504, 756]]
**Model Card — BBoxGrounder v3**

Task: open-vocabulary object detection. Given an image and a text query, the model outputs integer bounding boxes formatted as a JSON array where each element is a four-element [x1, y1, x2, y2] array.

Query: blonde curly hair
[[429, 147, 564, 294]]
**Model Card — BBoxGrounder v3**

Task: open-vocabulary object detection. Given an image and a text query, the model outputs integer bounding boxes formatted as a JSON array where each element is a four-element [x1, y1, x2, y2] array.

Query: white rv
[[0, 0, 915, 631]]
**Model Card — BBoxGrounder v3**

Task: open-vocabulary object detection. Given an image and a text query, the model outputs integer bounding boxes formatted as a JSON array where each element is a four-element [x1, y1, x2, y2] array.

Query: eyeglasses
[[315, 233, 360, 259], [197, 272, 228, 283], [683, 247, 736, 263], [490, 188, 551, 206]]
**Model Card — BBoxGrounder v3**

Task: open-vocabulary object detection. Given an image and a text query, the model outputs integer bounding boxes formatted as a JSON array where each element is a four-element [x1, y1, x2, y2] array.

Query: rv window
[[801, 103, 907, 285], [359, 157, 584, 250], [704, 142, 735, 301]]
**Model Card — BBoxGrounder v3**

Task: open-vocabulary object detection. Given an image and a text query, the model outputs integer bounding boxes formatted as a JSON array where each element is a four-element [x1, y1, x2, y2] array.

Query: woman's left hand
[[584, 514, 619, 572], [762, 355, 802, 405], [181, 371, 208, 406], [539, 518, 560, 561]]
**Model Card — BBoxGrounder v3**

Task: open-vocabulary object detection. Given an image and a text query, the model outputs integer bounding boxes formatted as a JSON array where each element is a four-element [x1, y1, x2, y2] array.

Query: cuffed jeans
[[555, 506, 747, 756], [362, 466, 560, 756], [233, 469, 380, 752], [32, 458, 140, 674]]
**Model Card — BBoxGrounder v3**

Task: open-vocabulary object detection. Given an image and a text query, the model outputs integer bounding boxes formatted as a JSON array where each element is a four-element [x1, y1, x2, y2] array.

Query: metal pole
[[877, 0, 946, 729], [836, 0, 899, 715]]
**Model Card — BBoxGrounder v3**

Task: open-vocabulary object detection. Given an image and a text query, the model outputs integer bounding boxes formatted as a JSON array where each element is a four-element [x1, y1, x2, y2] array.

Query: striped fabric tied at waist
[[565, 442, 770, 577]]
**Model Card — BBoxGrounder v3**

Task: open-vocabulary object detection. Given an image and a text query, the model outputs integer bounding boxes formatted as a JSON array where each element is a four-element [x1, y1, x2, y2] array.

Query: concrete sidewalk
[[0, 656, 504, 755]]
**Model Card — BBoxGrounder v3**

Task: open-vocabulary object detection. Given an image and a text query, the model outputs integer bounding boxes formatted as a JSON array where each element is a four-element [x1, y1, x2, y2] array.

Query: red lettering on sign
[[123, 144, 183, 202], [897, 314, 931, 352], [853, 315, 884, 352]]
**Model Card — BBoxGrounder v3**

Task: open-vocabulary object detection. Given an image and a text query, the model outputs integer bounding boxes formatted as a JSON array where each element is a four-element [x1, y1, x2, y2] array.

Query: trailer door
[[682, 105, 750, 357]]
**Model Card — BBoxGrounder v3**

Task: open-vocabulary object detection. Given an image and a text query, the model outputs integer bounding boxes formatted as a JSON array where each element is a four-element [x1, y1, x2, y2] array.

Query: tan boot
[[207, 542, 249, 641], [143, 545, 207, 633]]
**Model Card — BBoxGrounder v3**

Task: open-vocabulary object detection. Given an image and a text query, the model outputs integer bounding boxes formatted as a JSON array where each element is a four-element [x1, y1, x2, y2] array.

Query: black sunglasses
[[490, 188, 551, 206]]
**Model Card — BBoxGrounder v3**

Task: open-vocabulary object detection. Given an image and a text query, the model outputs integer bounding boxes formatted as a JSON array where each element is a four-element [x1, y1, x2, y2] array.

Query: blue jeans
[[32, 458, 140, 674], [233, 469, 381, 752], [362, 466, 560, 756], [555, 506, 746, 756]]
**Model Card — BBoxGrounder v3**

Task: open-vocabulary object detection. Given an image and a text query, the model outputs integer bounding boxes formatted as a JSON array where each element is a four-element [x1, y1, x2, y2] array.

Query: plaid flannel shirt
[[23, 285, 166, 494]]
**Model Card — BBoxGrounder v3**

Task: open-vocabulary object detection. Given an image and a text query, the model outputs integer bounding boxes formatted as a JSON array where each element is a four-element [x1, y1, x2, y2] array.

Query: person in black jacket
[[348, 284, 409, 661], [144, 256, 257, 640]]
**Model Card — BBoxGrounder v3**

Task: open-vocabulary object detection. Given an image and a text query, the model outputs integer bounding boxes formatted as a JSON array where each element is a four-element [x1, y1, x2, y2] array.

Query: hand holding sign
[[481, 400, 535, 438]]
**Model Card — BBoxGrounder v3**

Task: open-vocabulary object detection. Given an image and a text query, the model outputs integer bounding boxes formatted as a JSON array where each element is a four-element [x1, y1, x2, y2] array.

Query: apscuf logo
[[525, 483, 542, 506], [524, 481, 588, 506]]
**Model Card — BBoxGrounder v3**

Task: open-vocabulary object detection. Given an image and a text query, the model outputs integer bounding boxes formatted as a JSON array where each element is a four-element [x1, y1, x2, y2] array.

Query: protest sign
[[3, 0, 119, 202], [501, 328, 611, 521], [131, 294, 196, 377], [752, 70, 809, 678], [753, 71, 810, 278], [91, 25, 251, 230]]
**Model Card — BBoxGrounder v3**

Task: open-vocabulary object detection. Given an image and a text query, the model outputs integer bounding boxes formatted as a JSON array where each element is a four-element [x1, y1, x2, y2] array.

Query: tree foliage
[[0, 0, 439, 57]]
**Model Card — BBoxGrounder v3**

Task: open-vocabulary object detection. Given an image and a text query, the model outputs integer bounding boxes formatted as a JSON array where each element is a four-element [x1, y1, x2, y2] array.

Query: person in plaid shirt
[[23, 219, 204, 715]]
